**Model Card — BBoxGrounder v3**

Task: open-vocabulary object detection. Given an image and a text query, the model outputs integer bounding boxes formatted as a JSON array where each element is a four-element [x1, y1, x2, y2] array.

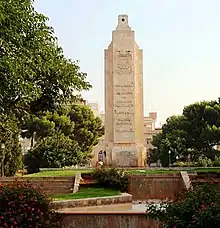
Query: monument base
[[110, 146, 146, 167]]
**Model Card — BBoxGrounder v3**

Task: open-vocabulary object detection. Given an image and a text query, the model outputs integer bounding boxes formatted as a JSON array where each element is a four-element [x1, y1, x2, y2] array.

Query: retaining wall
[[59, 211, 160, 228], [50, 193, 132, 210], [0, 177, 74, 194], [129, 174, 185, 200], [0, 174, 186, 199]]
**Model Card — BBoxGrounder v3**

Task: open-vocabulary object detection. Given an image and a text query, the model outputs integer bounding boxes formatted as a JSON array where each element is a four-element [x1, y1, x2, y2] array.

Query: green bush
[[196, 156, 213, 167], [25, 134, 83, 169], [146, 181, 220, 228], [212, 157, 220, 167], [0, 114, 24, 176], [0, 181, 60, 227], [92, 167, 130, 192], [24, 154, 40, 174], [175, 161, 194, 167], [4, 140, 22, 176], [175, 161, 185, 167]]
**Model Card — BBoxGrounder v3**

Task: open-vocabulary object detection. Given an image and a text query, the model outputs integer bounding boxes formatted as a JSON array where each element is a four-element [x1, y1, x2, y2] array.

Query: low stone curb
[[50, 193, 132, 210]]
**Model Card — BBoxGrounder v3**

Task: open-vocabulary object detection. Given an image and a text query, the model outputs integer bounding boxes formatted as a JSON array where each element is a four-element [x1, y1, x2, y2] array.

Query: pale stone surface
[[73, 172, 81, 193], [90, 15, 162, 167], [180, 171, 192, 190], [91, 109, 161, 167], [104, 15, 146, 167]]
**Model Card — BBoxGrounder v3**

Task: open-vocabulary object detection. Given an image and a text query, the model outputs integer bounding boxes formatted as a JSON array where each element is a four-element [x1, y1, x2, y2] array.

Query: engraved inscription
[[116, 101, 132, 103], [114, 80, 135, 133]]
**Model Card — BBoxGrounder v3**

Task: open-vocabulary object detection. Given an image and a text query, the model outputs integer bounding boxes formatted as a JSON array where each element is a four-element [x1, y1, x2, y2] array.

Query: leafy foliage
[[175, 156, 220, 167], [212, 157, 220, 167], [22, 111, 74, 141], [0, 0, 91, 117], [0, 0, 92, 174], [0, 114, 22, 176], [68, 104, 104, 155], [26, 134, 82, 169], [152, 99, 220, 166], [146, 182, 220, 228], [92, 167, 130, 192], [24, 105, 104, 171], [0, 181, 60, 227]]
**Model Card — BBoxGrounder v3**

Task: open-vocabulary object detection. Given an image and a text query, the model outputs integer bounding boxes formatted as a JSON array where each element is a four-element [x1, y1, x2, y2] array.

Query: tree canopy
[[24, 104, 104, 170], [0, 0, 93, 175], [151, 99, 220, 166], [0, 0, 91, 117]]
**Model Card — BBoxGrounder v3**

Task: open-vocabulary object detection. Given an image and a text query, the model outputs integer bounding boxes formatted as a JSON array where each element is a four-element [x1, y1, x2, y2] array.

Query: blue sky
[[35, 0, 220, 124]]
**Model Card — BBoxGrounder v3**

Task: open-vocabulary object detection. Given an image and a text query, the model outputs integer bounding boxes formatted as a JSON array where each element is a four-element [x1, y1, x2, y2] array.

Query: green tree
[[183, 100, 220, 156], [151, 99, 220, 166], [0, 0, 91, 117], [22, 111, 74, 145], [68, 104, 104, 156], [0, 0, 91, 173], [0, 114, 22, 176], [27, 134, 82, 168], [152, 115, 188, 166], [24, 105, 104, 170]]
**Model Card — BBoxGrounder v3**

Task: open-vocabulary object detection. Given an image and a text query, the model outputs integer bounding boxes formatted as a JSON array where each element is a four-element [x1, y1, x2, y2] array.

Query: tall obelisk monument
[[104, 15, 146, 167]]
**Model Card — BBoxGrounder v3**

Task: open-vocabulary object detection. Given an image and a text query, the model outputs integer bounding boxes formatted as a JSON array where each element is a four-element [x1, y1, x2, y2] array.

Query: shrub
[[0, 181, 60, 227], [146, 181, 220, 228], [92, 167, 130, 192], [24, 153, 40, 174], [0, 115, 22, 176], [26, 134, 83, 169], [175, 161, 185, 167], [196, 156, 213, 167], [175, 161, 194, 167], [213, 157, 220, 167]]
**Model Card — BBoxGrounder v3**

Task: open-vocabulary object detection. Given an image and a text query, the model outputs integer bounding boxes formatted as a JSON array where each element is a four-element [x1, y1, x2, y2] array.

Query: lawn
[[23, 167, 220, 177], [128, 168, 220, 174], [51, 187, 120, 201], [24, 168, 178, 177], [126, 169, 179, 174], [25, 169, 91, 177], [194, 168, 220, 173]]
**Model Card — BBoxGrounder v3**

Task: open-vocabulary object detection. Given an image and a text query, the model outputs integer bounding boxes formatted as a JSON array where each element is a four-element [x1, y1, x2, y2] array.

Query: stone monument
[[104, 15, 146, 167]]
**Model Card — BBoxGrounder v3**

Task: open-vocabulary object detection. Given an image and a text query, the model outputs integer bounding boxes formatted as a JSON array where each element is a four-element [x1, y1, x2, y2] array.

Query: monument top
[[116, 14, 131, 31]]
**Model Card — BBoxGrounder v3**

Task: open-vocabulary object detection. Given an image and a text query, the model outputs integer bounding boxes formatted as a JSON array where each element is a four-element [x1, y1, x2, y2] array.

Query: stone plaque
[[116, 50, 133, 75], [113, 79, 135, 142]]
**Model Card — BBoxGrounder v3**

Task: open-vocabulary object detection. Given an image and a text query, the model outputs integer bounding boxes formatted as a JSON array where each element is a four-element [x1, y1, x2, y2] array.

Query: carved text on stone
[[114, 79, 135, 133]]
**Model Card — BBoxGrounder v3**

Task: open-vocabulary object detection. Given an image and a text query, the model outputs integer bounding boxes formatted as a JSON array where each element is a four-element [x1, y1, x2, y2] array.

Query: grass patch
[[194, 168, 220, 173], [128, 168, 220, 174], [23, 167, 220, 177], [51, 187, 120, 200], [25, 169, 178, 177], [126, 169, 179, 175], [25, 169, 91, 177]]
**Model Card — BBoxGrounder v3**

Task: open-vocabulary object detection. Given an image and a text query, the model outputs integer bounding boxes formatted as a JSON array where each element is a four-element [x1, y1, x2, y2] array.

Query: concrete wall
[[129, 174, 185, 200], [0, 174, 185, 199], [51, 193, 132, 210], [59, 212, 160, 228], [0, 177, 74, 194]]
